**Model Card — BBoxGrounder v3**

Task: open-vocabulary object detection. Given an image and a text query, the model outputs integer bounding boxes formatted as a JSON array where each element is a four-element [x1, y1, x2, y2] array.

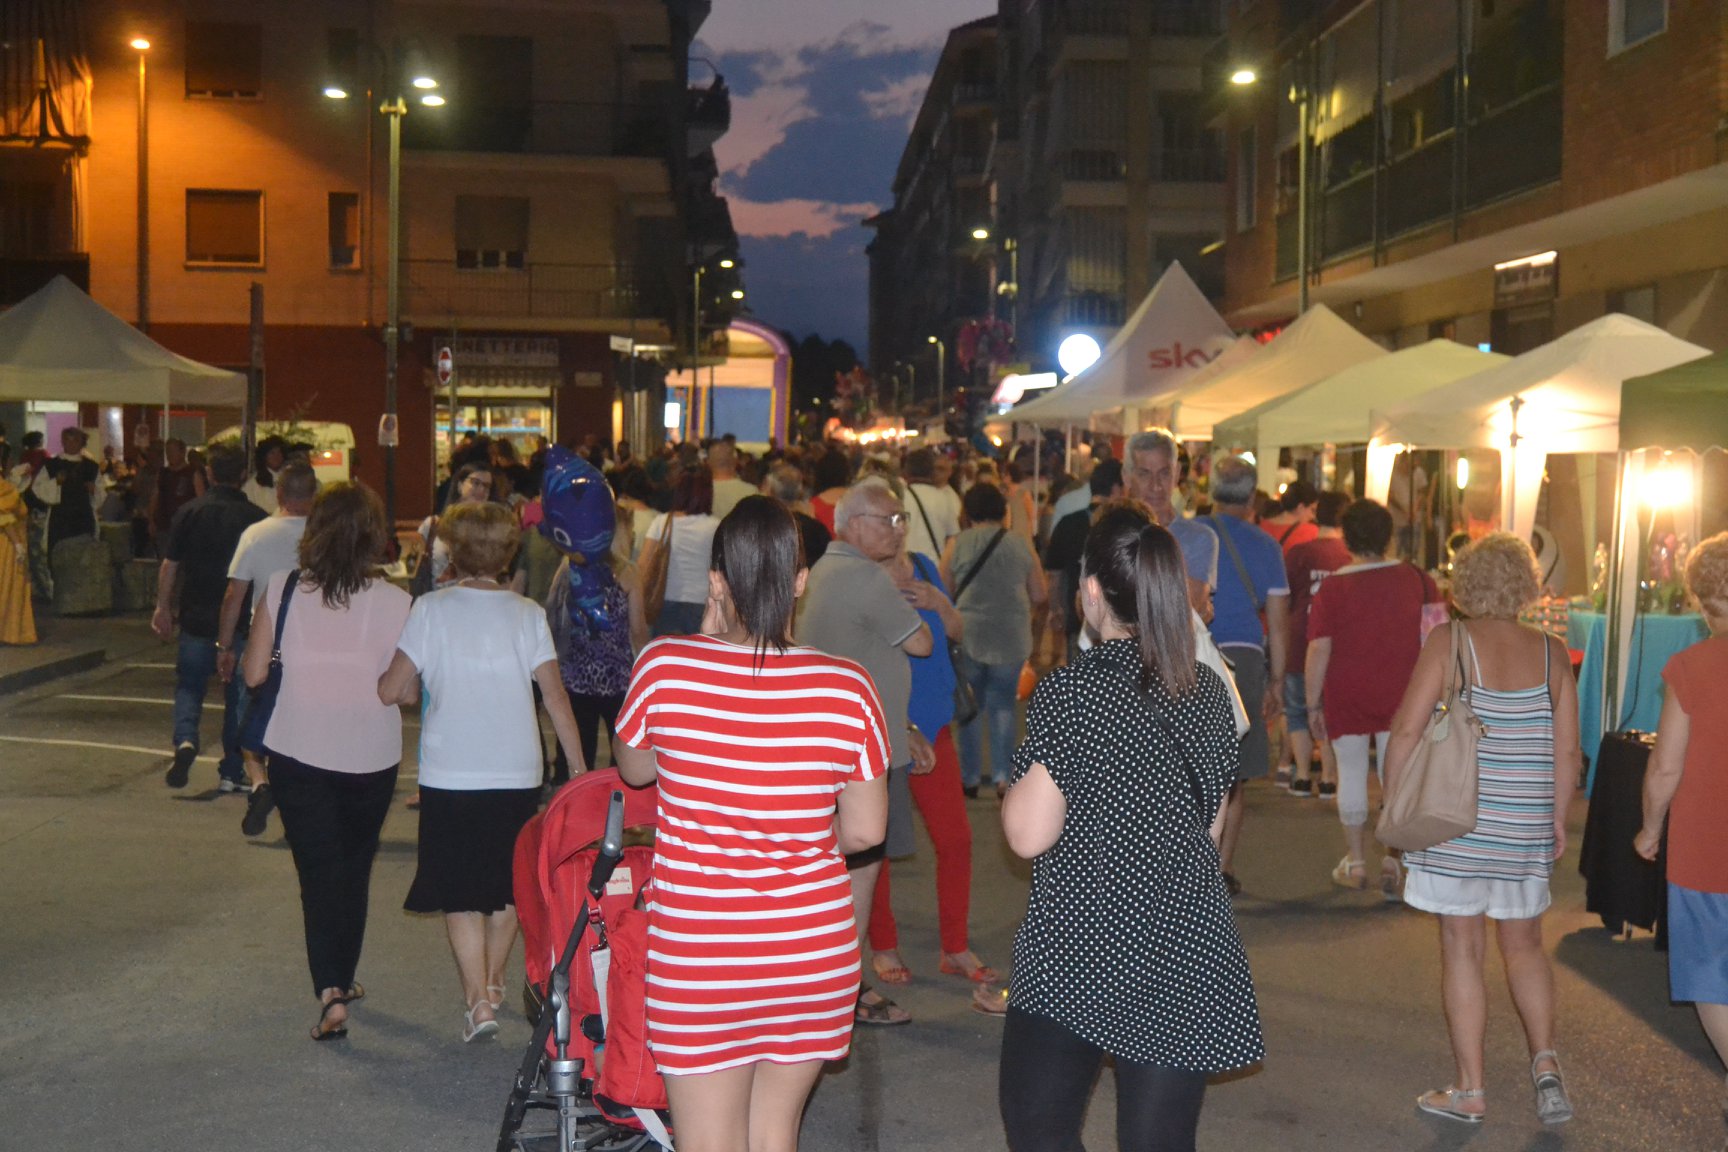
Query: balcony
[[402, 101, 673, 159], [403, 261, 671, 325], [1059, 289, 1126, 328], [1157, 148, 1226, 183], [687, 78, 731, 157], [1063, 148, 1127, 182], [0, 254, 88, 307], [1057, 2, 1220, 40]]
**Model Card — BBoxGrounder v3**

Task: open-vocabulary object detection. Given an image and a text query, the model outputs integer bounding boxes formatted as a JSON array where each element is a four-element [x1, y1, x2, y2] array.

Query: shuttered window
[[186, 190, 263, 266]]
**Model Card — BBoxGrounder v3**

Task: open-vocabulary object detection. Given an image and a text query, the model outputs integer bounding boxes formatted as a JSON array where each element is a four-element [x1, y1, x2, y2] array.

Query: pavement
[[0, 606, 161, 696], [1, 644, 1725, 1150]]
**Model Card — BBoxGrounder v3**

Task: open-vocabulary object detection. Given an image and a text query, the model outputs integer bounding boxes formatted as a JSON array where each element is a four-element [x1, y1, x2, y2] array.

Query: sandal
[[486, 983, 507, 1011], [1379, 857, 1403, 903], [939, 952, 1000, 985], [1331, 856, 1367, 891], [311, 995, 351, 1042], [405, 791, 421, 810], [854, 987, 911, 1027], [1416, 1087, 1484, 1124], [463, 1000, 499, 1043], [1531, 1050, 1574, 1125], [971, 984, 1009, 1017], [871, 953, 912, 986], [346, 981, 365, 1004]]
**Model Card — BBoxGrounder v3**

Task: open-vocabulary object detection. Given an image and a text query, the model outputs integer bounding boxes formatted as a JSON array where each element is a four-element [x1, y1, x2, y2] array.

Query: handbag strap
[[1107, 667, 1208, 828], [269, 568, 299, 664], [951, 527, 1008, 603], [1208, 515, 1264, 612], [907, 485, 939, 552]]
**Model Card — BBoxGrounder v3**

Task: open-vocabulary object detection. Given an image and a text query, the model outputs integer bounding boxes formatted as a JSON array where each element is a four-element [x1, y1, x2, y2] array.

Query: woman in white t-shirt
[[637, 468, 718, 636], [380, 501, 584, 1043]]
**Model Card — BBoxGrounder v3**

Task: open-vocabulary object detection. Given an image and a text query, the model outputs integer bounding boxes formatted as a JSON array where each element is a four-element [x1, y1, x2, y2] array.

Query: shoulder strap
[[1209, 515, 1263, 611], [952, 528, 1008, 603], [1279, 521, 1300, 546], [270, 569, 298, 662], [907, 485, 938, 551], [1104, 665, 1208, 827]]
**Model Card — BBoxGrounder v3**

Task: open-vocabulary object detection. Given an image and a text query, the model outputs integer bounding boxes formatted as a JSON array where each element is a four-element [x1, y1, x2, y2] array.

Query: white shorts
[[1403, 864, 1551, 920]]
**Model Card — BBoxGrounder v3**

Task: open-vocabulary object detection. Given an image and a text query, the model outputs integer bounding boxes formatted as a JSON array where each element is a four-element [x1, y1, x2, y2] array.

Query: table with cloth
[[1568, 610, 1706, 790]]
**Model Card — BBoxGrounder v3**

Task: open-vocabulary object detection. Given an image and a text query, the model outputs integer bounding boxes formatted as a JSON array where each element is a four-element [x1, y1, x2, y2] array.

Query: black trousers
[[268, 753, 398, 996], [552, 689, 623, 781], [999, 1006, 1208, 1152]]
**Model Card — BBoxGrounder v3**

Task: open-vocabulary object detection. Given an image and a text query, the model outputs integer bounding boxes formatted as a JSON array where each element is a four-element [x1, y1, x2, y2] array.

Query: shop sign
[[1493, 252, 1558, 308], [448, 335, 561, 369]]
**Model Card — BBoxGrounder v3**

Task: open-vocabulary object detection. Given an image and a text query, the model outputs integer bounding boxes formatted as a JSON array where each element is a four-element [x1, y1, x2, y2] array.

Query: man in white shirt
[[707, 440, 757, 519], [902, 448, 960, 564], [216, 460, 318, 835]]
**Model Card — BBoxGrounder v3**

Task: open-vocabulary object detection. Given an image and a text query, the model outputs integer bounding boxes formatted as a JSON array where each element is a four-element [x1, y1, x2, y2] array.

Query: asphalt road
[[2, 651, 1723, 1151]]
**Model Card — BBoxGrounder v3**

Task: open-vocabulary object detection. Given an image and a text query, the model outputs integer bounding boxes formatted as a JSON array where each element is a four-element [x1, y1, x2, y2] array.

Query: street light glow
[[323, 85, 349, 100], [412, 75, 439, 90], [927, 335, 939, 345], [130, 37, 151, 51], [971, 226, 990, 241], [718, 258, 735, 269], [1057, 333, 1102, 376], [420, 94, 446, 107], [1230, 68, 1257, 85], [730, 288, 745, 300]]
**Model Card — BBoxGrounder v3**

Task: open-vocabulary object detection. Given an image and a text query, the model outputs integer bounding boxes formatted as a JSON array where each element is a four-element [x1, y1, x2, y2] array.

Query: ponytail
[[1083, 502, 1197, 698]]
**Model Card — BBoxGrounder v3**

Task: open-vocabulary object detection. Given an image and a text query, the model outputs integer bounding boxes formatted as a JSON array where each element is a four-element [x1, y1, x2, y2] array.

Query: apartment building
[[1217, 0, 1728, 354], [0, 0, 733, 518]]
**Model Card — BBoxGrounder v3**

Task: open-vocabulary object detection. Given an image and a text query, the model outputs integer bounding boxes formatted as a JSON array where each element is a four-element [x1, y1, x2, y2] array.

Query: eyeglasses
[[856, 512, 908, 529]]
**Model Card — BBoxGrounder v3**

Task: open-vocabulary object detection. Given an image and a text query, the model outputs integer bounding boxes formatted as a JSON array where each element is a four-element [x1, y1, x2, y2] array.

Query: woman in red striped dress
[[615, 495, 889, 1152]]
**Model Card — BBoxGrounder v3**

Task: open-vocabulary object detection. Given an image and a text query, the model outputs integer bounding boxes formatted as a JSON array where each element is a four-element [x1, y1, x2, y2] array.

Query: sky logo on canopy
[[1148, 342, 1225, 371]]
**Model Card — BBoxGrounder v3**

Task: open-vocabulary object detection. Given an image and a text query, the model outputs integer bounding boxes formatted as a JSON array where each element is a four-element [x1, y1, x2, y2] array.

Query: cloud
[[716, 82, 818, 180], [729, 196, 880, 240], [860, 74, 929, 126]]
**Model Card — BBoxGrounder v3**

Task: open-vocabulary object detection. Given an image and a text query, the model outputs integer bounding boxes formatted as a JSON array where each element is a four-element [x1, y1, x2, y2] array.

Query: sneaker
[[165, 743, 197, 789], [217, 777, 252, 795], [1317, 781, 1338, 798], [1286, 777, 1314, 797], [241, 783, 275, 836]]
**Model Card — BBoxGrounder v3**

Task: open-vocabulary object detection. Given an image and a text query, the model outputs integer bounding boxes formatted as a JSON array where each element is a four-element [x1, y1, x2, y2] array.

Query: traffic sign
[[436, 346, 454, 386]]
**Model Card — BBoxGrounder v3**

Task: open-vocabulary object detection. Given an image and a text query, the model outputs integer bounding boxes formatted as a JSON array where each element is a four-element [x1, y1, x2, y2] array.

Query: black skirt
[[404, 785, 541, 914]]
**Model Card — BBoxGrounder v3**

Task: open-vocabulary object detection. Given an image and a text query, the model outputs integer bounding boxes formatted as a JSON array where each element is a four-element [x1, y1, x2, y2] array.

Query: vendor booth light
[[663, 401, 683, 430], [1641, 459, 1691, 509], [1456, 457, 1470, 490], [1493, 250, 1557, 272], [1057, 333, 1102, 377]]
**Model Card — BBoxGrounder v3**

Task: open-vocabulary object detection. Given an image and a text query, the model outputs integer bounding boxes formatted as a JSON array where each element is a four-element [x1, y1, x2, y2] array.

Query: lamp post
[[926, 335, 945, 412], [131, 37, 150, 332], [325, 45, 441, 533], [1290, 78, 1312, 315]]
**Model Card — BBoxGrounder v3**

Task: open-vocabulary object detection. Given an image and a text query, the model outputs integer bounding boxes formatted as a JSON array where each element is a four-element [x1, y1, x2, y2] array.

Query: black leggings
[[552, 690, 624, 782], [999, 1006, 1208, 1152]]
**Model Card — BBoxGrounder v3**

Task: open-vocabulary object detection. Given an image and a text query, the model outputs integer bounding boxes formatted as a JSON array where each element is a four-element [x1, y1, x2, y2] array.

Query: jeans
[[269, 753, 399, 995], [174, 620, 249, 783], [1000, 1006, 1208, 1151], [956, 653, 1021, 791]]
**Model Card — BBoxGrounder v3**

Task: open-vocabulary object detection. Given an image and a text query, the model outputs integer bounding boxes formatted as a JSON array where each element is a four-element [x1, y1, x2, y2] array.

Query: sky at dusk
[[697, 1, 995, 352]]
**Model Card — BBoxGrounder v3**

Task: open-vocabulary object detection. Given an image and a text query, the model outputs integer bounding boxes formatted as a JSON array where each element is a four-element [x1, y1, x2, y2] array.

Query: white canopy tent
[[1006, 262, 1234, 426], [1368, 313, 1709, 540], [0, 276, 245, 407], [1213, 339, 1508, 492], [1157, 304, 1388, 455]]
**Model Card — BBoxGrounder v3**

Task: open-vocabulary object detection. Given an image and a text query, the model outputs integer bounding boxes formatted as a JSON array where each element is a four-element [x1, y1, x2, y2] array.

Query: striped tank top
[[1404, 630, 1556, 882]]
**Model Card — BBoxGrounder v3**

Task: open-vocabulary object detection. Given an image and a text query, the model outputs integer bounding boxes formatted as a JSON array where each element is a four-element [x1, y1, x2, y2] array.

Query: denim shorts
[[1282, 672, 1308, 733], [1669, 882, 1728, 1004]]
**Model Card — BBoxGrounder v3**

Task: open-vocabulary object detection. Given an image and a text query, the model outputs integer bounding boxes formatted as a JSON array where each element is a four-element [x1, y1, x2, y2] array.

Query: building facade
[[1, 0, 735, 519], [1217, 0, 1728, 355]]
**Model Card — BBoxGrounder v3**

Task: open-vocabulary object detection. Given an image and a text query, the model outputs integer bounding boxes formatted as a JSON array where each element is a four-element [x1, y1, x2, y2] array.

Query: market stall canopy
[[1369, 312, 1709, 538], [1214, 339, 1508, 491], [1006, 262, 1234, 425], [1159, 303, 1387, 443], [0, 276, 245, 407], [1619, 349, 1728, 452]]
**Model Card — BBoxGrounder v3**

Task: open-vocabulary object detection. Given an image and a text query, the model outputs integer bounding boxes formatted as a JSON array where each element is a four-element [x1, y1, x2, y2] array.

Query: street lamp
[[324, 41, 443, 532], [926, 335, 945, 411], [132, 37, 150, 331], [970, 225, 990, 241]]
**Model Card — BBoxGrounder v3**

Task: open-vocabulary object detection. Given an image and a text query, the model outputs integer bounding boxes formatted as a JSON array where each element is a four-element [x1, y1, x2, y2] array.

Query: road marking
[[0, 735, 218, 762], [59, 694, 220, 709], [124, 663, 177, 670]]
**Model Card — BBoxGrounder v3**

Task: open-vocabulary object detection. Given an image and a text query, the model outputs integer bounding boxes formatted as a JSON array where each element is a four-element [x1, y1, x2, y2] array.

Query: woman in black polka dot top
[[999, 502, 1264, 1151]]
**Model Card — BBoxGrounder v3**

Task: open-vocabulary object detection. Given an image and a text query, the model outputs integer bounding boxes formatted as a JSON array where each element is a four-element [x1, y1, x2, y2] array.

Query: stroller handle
[[587, 790, 627, 901]]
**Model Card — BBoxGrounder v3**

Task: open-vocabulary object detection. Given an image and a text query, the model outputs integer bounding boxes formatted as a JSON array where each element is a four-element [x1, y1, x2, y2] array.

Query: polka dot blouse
[[1008, 638, 1265, 1073]]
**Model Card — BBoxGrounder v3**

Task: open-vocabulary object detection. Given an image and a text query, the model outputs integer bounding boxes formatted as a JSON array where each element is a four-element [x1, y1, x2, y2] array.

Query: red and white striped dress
[[615, 634, 889, 1075]]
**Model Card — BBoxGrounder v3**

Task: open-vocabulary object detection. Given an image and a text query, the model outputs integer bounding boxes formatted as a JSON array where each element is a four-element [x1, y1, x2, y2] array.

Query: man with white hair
[[798, 478, 934, 1027], [1201, 454, 1290, 897], [707, 440, 756, 519], [1125, 429, 1218, 621]]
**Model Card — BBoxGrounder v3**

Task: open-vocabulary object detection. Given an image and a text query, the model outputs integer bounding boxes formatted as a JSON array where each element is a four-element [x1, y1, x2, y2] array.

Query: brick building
[[1217, 0, 1728, 354], [1, 0, 736, 520]]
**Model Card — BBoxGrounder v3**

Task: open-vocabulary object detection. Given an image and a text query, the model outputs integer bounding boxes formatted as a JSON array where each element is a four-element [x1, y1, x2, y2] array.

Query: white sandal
[[1330, 856, 1367, 890], [1417, 1086, 1484, 1124], [1531, 1050, 1573, 1124], [463, 1001, 499, 1043]]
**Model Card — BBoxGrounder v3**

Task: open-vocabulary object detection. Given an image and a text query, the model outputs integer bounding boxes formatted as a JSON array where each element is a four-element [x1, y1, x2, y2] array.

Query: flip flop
[[311, 996, 351, 1042], [871, 954, 912, 985], [939, 954, 1001, 985]]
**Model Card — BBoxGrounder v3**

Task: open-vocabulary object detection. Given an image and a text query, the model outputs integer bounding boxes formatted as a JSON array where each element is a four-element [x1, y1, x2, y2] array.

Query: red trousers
[[868, 726, 974, 955]]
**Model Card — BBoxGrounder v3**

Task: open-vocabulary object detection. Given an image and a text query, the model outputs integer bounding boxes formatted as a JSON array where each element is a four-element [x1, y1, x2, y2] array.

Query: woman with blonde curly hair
[[1637, 532, 1728, 1107], [1384, 531, 1580, 1126]]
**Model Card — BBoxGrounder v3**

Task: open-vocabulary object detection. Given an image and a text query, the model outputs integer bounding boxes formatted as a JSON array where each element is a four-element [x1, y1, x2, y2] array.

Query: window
[[1609, 0, 1666, 54], [185, 190, 263, 266], [455, 195, 528, 269], [185, 22, 262, 98], [1609, 284, 1657, 324], [1236, 126, 1258, 232], [328, 192, 360, 269]]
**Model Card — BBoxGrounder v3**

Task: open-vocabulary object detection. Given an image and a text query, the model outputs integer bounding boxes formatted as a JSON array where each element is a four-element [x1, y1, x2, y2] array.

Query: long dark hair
[[711, 495, 801, 666], [1082, 502, 1197, 697], [297, 482, 387, 609]]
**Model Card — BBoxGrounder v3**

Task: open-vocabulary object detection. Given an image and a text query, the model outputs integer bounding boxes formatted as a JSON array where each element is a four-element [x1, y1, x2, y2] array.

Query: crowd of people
[[106, 420, 1728, 1150]]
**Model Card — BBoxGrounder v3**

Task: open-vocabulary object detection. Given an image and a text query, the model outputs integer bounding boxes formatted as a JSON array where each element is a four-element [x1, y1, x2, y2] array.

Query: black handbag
[[240, 569, 298, 755]]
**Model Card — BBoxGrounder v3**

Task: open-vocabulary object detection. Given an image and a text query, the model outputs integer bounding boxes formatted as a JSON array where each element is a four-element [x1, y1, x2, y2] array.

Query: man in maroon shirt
[[1282, 491, 1352, 796]]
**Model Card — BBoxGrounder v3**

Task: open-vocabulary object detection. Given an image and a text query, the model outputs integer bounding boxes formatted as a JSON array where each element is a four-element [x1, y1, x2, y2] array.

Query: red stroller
[[497, 769, 672, 1152]]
